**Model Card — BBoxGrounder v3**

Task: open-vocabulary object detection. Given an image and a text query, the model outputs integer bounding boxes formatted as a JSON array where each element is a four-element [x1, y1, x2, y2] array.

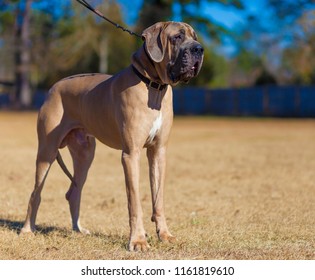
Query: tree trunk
[[14, 0, 32, 108], [99, 1, 108, 73], [99, 35, 108, 73]]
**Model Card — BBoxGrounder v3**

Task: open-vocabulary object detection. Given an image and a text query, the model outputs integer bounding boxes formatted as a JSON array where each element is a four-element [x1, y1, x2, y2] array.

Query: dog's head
[[142, 21, 204, 86]]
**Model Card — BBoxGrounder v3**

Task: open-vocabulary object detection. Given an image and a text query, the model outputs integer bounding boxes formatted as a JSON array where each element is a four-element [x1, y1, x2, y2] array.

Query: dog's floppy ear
[[142, 22, 168, 63]]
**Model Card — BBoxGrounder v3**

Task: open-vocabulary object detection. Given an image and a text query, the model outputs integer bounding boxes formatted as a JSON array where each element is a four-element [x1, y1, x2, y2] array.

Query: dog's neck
[[132, 45, 167, 87]]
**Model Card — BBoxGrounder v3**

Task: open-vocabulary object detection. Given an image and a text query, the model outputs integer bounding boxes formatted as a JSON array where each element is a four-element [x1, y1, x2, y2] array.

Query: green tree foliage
[[228, 48, 265, 87], [232, 0, 315, 86], [0, 0, 138, 104], [267, 0, 315, 85], [255, 69, 277, 86], [279, 10, 315, 85], [40, 1, 137, 87], [137, 0, 173, 32]]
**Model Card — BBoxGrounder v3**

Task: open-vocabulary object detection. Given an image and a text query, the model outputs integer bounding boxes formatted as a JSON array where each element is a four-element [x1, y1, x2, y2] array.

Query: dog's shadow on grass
[[0, 218, 128, 246], [0, 218, 64, 235]]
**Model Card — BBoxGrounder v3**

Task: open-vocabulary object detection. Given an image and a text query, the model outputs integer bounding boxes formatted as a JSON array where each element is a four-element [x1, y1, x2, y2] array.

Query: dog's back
[[37, 73, 112, 134]]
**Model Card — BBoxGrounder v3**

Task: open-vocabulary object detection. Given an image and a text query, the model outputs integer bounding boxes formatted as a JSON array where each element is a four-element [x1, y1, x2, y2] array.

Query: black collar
[[132, 65, 168, 91]]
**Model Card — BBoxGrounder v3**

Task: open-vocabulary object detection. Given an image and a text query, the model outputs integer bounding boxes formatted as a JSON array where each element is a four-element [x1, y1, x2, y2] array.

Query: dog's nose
[[191, 45, 204, 55]]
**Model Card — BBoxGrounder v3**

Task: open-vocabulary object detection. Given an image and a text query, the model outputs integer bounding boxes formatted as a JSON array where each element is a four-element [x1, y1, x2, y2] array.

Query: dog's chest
[[147, 111, 163, 144]]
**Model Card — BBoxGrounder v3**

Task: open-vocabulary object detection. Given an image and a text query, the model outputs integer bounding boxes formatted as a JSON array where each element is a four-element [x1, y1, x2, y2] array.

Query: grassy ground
[[0, 112, 315, 259]]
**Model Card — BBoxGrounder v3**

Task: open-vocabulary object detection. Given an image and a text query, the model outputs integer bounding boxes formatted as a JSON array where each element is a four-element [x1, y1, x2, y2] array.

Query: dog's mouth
[[194, 61, 200, 74], [191, 61, 200, 77], [168, 46, 203, 84]]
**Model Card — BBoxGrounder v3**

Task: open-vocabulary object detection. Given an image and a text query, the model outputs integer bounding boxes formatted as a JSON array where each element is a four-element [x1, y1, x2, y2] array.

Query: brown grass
[[0, 112, 315, 259]]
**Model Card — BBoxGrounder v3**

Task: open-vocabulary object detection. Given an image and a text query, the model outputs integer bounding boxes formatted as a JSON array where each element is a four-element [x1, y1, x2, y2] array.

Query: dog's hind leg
[[64, 129, 96, 234], [21, 144, 58, 234]]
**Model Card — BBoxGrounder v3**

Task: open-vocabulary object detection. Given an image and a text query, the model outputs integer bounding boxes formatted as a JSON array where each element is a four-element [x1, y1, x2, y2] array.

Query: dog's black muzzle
[[169, 42, 204, 84]]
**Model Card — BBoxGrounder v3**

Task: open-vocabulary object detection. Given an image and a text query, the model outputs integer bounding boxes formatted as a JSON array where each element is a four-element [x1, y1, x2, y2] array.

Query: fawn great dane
[[21, 21, 204, 251]]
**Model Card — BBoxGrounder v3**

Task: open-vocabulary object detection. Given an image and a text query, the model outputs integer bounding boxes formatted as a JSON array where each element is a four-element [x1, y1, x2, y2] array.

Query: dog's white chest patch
[[147, 112, 163, 144]]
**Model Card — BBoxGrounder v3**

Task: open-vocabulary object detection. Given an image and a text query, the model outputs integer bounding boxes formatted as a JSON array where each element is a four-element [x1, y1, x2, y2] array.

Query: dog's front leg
[[121, 150, 149, 251], [147, 145, 175, 243]]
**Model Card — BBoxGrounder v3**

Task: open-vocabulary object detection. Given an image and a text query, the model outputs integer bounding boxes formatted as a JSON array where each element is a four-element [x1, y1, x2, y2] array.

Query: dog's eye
[[171, 34, 183, 44]]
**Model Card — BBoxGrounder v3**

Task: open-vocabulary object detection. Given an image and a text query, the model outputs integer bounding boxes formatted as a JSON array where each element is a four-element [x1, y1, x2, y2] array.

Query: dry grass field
[[0, 111, 315, 260]]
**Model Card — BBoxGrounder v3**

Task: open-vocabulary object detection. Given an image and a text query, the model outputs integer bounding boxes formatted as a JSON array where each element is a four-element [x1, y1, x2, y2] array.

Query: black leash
[[75, 0, 141, 38]]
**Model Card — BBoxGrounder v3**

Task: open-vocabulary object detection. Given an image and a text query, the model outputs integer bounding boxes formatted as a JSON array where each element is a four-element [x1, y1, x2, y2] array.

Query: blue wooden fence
[[1, 85, 315, 117], [173, 86, 315, 117]]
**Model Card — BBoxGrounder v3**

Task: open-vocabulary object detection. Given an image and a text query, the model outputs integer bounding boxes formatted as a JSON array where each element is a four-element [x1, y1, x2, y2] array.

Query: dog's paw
[[158, 231, 176, 243], [73, 227, 91, 235], [128, 236, 150, 252], [20, 226, 35, 235], [80, 228, 91, 235]]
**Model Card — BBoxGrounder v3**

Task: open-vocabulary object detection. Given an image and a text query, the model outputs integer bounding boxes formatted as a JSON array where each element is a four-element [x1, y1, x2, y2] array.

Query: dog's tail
[[56, 151, 77, 187]]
